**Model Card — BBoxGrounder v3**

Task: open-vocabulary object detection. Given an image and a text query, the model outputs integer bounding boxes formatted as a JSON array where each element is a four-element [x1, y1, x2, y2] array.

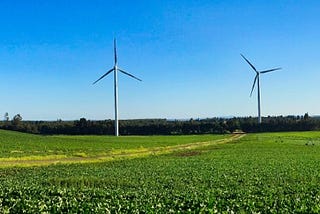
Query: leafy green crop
[[1, 131, 320, 213], [0, 129, 227, 158]]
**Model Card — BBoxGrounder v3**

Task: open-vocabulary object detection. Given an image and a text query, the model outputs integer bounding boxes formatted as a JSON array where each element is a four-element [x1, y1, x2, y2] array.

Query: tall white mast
[[257, 74, 261, 124], [114, 39, 119, 136]]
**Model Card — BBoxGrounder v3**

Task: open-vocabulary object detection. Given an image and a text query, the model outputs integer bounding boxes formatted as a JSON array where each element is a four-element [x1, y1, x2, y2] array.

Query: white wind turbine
[[93, 39, 142, 136], [241, 54, 281, 124]]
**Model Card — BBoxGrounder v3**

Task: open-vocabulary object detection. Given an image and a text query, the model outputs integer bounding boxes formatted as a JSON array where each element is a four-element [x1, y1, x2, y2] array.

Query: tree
[[12, 114, 22, 126]]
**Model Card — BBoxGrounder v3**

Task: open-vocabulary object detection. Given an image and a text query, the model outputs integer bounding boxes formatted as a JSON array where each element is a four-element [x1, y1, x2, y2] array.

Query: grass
[[0, 130, 237, 167], [0, 129, 229, 158], [1, 130, 320, 212]]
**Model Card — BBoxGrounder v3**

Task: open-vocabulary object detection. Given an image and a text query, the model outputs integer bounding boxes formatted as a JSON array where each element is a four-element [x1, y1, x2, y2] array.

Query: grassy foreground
[[1, 131, 320, 213]]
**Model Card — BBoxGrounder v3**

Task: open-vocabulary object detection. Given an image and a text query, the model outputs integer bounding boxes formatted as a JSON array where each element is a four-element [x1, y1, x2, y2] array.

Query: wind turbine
[[241, 54, 281, 124], [93, 39, 142, 136]]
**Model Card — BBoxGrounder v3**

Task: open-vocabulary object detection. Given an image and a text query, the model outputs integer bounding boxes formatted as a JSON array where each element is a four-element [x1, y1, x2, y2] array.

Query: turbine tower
[[93, 39, 142, 136], [241, 54, 281, 124]]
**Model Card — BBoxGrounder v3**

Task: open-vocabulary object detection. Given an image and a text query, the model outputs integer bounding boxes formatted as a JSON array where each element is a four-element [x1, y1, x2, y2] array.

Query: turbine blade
[[114, 38, 117, 65], [241, 54, 257, 73], [260, 67, 281, 74], [250, 75, 258, 97], [118, 68, 142, 81], [92, 68, 114, 85]]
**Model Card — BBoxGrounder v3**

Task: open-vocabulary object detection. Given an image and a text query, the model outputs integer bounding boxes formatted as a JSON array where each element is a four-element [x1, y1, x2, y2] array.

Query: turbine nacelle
[[93, 39, 142, 85], [241, 54, 281, 97]]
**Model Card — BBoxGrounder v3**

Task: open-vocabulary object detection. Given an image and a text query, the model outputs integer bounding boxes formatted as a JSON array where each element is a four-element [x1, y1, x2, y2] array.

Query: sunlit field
[[1, 130, 320, 213]]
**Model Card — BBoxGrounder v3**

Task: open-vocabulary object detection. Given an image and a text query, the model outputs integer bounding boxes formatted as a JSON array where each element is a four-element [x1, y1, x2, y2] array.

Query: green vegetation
[[0, 129, 228, 158], [1, 130, 320, 212], [0, 114, 319, 136]]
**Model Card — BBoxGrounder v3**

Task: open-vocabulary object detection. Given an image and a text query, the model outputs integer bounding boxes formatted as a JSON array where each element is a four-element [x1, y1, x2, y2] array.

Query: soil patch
[[175, 151, 202, 157]]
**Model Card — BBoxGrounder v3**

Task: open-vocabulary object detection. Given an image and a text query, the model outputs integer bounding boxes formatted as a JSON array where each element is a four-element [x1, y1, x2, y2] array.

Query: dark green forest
[[0, 113, 319, 135]]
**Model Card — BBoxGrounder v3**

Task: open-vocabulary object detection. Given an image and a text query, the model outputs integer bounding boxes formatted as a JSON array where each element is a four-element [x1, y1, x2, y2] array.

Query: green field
[[0, 130, 229, 157], [0, 130, 232, 167], [1, 130, 320, 213]]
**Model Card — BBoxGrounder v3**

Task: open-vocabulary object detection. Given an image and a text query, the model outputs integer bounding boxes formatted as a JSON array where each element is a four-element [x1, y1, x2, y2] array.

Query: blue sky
[[0, 0, 319, 120]]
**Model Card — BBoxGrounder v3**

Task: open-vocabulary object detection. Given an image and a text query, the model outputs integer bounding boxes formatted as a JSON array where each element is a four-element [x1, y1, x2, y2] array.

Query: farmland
[[0, 130, 231, 167], [1, 130, 320, 213]]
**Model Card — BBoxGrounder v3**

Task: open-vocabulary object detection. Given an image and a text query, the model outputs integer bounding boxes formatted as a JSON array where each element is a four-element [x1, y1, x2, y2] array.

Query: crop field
[[0, 130, 232, 167], [1, 130, 320, 213]]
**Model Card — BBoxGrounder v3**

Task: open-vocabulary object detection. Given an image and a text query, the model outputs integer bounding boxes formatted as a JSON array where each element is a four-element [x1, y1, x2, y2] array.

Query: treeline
[[0, 114, 319, 135]]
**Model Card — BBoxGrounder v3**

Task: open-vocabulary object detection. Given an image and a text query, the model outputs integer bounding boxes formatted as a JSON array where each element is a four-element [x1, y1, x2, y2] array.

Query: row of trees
[[0, 113, 319, 135]]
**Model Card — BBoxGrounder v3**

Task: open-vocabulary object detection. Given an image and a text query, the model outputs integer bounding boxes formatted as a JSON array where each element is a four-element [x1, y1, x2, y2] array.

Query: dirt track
[[0, 134, 246, 168]]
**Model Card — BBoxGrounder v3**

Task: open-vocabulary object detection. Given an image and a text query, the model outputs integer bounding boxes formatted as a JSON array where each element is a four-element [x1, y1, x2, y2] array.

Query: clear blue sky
[[0, 0, 319, 120]]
